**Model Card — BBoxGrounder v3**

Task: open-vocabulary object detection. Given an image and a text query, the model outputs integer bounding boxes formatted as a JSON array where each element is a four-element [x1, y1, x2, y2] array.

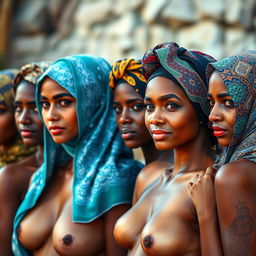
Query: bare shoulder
[[0, 155, 36, 190], [133, 161, 172, 203], [215, 159, 256, 191]]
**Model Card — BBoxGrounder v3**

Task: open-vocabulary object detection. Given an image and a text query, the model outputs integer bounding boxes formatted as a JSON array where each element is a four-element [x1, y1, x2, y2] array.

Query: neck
[[141, 141, 172, 165], [173, 127, 215, 175], [35, 145, 44, 167]]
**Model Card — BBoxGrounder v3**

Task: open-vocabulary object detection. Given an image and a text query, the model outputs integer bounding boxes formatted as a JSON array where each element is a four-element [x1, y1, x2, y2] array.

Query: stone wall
[[7, 0, 256, 67]]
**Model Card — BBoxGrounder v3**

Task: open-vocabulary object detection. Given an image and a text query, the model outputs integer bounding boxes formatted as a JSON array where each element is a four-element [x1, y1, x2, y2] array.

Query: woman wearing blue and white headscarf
[[12, 55, 142, 256]]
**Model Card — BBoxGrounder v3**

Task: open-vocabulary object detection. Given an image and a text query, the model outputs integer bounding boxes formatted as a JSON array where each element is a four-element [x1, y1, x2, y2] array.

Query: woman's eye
[[132, 103, 145, 112], [113, 105, 122, 113], [145, 103, 154, 111], [225, 99, 234, 108], [40, 101, 50, 109], [59, 99, 72, 107], [165, 102, 179, 111], [14, 106, 22, 113], [208, 99, 215, 108]]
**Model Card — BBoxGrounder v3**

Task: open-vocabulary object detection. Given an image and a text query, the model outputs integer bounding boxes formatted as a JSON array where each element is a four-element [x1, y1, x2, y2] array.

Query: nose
[[18, 109, 32, 125], [119, 108, 132, 124], [209, 103, 222, 123], [148, 108, 164, 125], [45, 105, 59, 122]]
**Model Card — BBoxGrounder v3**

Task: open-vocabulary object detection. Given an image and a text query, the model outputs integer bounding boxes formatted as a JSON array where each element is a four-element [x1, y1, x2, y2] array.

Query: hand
[[187, 167, 217, 220]]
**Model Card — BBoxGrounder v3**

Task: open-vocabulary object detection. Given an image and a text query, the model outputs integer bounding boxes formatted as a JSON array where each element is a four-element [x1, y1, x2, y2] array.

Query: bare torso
[[18, 161, 106, 256], [115, 168, 206, 256]]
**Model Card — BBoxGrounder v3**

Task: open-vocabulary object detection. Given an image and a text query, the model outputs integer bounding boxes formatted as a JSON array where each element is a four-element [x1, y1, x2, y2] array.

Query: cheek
[[0, 113, 15, 129], [133, 112, 146, 127]]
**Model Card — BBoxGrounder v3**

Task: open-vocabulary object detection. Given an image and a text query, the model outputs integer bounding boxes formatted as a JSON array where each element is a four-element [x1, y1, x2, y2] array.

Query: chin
[[154, 141, 172, 151]]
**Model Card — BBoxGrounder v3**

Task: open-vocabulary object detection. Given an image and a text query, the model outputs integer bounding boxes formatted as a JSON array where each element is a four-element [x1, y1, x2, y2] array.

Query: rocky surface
[[7, 0, 256, 67]]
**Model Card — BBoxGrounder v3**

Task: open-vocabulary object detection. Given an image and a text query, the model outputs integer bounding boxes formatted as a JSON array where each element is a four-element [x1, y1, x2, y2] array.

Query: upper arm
[[214, 160, 256, 256], [0, 166, 22, 254], [103, 204, 131, 256]]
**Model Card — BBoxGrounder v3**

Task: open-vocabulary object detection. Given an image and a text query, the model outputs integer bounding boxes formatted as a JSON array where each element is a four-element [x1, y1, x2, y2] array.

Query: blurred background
[[1, 0, 256, 69]]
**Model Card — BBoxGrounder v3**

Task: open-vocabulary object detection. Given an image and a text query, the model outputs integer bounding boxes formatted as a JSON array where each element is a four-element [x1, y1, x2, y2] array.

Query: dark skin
[[0, 101, 17, 148], [114, 76, 215, 255], [188, 71, 256, 256], [113, 82, 173, 202], [18, 77, 128, 256], [0, 81, 43, 256]]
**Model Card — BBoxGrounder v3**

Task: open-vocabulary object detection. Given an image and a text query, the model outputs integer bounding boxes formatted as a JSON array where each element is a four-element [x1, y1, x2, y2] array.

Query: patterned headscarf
[[0, 69, 35, 167], [13, 61, 51, 88], [142, 42, 217, 143], [12, 55, 142, 256], [109, 58, 147, 97], [207, 51, 256, 166], [0, 69, 17, 108]]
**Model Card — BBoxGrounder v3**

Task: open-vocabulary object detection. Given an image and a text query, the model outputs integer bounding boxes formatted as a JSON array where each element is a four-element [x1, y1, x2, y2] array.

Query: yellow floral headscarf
[[109, 58, 147, 97]]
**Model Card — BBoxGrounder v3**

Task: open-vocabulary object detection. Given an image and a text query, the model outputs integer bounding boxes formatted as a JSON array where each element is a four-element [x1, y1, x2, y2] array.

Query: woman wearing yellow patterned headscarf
[[0, 69, 35, 167], [109, 58, 173, 203]]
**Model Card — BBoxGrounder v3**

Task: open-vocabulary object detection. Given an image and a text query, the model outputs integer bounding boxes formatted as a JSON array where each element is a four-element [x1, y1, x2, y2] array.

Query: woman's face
[[40, 77, 78, 144], [113, 82, 152, 148], [145, 76, 200, 151], [208, 71, 236, 147], [14, 81, 44, 146], [0, 101, 17, 145]]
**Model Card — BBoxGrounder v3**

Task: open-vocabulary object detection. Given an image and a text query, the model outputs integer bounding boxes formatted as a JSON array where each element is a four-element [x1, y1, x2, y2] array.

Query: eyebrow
[[40, 93, 73, 100], [145, 94, 182, 102], [14, 100, 36, 105], [207, 92, 231, 98], [113, 98, 143, 105]]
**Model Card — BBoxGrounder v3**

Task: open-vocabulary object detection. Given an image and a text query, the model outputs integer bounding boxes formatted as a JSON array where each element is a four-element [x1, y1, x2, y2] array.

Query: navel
[[62, 234, 73, 246], [143, 235, 154, 248]]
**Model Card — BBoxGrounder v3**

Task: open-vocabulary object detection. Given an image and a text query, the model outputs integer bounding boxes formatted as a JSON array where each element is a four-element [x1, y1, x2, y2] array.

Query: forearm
[[198, 213, 223, 256]]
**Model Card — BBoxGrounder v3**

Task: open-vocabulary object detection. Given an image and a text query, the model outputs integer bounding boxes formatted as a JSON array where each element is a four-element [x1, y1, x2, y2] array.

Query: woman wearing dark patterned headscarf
[[109, 58, 173, 202], [113, 42, 217, 255], [188, 51, 256, 256], [0, 69, 35, 167], [0, 62, 49, 255]]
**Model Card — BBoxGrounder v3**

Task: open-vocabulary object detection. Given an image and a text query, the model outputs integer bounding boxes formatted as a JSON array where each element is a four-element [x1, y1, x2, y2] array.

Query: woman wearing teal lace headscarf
[[12, 55, 142, 256], [0, 69, 35, 167], [188, 51, 256, 255]]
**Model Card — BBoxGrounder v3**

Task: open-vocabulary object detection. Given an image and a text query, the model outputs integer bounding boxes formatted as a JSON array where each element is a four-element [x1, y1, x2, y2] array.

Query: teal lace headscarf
[[12, 55, 143, 256]]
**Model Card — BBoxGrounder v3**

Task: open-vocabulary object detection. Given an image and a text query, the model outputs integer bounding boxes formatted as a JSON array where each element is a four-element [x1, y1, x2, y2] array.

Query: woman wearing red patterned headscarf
[[114, 42, 217, 255]]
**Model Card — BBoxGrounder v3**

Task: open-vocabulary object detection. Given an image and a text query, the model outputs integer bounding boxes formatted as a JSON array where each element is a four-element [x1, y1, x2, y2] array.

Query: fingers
[[205, 167, 215, 177]]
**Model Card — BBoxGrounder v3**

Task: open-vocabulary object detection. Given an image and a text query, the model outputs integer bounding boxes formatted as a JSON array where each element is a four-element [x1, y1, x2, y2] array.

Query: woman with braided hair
[[109, 58, 173, 202], [0, 62, 49, 255], [114, 42, 217, 255]]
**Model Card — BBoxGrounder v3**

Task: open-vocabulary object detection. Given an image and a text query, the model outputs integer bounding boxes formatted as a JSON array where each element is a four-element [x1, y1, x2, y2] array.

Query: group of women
[[0, 41, 255, 256]]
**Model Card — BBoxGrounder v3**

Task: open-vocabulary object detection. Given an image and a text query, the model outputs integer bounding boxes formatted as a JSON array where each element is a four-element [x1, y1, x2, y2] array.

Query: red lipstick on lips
[[212, 125, 227, 137], [49, 125, 64, 135], [151, 130, 170, 141]]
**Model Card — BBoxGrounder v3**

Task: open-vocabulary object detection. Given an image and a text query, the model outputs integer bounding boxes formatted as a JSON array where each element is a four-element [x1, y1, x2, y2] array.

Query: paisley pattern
[[109, 58, 147, 97], [12, 55, 143, 255], [13, 61, 51, 87], [142, 42, 216, 117], [207, 50, 256, 165]]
